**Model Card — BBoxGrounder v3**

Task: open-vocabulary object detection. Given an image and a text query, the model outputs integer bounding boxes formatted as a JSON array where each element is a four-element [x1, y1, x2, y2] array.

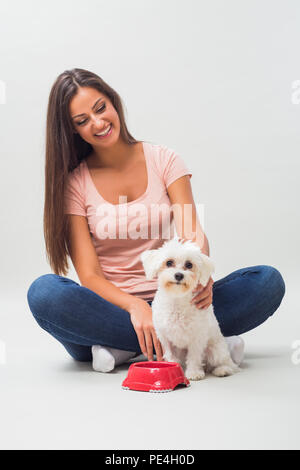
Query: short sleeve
[[161, 146, 192, 189], [64, 168, 86, 216]]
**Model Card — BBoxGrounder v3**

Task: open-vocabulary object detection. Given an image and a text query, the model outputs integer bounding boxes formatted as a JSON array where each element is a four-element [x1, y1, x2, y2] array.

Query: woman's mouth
[[94, 124, 112, 139]]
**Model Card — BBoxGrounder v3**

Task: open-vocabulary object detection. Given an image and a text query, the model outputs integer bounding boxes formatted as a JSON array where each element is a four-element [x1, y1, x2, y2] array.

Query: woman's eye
[[166, 260, 174, 267], [96, 104, 106, 113], [76, 105, 106, 126], [185, 261, 193, 269]]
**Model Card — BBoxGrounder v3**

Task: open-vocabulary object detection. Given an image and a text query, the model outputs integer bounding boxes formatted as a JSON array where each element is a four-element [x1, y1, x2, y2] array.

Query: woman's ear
[[140, 250, 162, 280], [198, 254, 215, 287]]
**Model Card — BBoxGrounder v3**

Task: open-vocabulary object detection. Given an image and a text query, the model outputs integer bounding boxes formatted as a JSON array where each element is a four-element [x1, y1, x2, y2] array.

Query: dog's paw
[[163, 353, 177, 363], [185, 369, 205, 381], [211, 365, 236, 377]]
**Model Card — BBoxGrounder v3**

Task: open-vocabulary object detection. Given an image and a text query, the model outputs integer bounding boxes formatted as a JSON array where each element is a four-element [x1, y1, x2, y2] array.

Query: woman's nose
[[91, 115, 105, 128]]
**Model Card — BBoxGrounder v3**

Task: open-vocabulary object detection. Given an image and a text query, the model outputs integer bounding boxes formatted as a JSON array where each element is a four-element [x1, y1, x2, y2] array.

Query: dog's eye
[[185, 261, 193, 269], [166, 260, 174, 267]]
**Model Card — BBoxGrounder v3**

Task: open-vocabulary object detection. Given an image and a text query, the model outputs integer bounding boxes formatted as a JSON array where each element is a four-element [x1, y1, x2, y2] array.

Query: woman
[[27, 68, 285, 373]]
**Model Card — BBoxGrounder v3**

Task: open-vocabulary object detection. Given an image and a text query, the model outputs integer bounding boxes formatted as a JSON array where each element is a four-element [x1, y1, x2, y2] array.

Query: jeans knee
[[266, 265, 285, 299], [27, 274, 59, 318], [259, 265, 286, 313]]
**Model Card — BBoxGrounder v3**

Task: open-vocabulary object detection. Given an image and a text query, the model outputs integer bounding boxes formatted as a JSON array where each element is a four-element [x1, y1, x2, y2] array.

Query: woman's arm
[[167, 175, 214, 309], [167, 175, 209, 256], [67, 215, 140, 311]]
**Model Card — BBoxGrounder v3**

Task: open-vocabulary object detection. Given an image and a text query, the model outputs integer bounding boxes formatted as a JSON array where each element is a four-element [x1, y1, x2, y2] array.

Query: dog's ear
[[140, 250, 162, 280], [198, 253, 215, 287]]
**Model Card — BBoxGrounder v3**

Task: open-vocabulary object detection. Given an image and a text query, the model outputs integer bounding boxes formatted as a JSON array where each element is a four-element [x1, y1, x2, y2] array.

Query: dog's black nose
[[174, 272, 184, 281]]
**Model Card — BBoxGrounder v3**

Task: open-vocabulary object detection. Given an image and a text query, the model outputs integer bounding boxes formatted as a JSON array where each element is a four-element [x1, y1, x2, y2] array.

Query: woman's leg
[[212, 265, 286, 336], [27, 265, 285, 363], [27, 274, 144, 361]]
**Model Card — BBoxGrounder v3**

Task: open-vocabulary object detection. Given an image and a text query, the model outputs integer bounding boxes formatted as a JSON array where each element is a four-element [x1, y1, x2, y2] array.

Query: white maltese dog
[[140, 237, 240, 380]]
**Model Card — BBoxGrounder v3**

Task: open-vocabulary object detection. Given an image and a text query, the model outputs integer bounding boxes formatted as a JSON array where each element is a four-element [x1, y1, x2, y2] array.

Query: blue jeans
[[27, 265, 285, 362]]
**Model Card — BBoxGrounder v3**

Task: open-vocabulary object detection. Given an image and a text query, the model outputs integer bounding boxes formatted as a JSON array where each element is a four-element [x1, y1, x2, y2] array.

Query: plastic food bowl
[[122, 361, 190, 393]]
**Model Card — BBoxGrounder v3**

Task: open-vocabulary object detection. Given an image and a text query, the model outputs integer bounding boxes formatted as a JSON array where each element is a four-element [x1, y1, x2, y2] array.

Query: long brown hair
[[44, 68, 140, 276]]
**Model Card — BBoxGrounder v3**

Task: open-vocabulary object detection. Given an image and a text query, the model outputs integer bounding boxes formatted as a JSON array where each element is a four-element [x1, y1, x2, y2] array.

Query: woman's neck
[[87, 139, 140, 170]]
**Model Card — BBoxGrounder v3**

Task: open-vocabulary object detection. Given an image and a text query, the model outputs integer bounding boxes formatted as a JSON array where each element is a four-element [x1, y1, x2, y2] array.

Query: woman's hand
[[127, 297, 164, 361], [191, 276, 214, 309]]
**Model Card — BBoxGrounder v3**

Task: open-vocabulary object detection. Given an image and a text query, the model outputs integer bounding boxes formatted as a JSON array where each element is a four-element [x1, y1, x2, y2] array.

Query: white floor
[[1, 282, 299, 450]]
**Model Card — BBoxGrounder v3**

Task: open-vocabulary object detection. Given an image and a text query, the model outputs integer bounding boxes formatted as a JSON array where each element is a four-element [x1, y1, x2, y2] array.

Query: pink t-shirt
[[64, 141, 192, 300]]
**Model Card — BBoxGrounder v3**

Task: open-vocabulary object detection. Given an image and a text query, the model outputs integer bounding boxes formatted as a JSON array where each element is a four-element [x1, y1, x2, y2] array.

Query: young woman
[[27, 68, 286, 373]]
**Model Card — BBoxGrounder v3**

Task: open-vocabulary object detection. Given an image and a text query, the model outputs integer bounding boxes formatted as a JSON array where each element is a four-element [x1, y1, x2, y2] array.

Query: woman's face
[[69, 87, 121, 148]]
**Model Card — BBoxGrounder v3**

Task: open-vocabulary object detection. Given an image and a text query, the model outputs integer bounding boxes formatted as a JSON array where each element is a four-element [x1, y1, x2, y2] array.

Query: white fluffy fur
[[140, 236, 240, 380]]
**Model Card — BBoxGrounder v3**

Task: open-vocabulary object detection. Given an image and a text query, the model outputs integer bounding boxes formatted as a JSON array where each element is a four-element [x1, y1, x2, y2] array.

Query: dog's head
[[140, 236, 215, 297]]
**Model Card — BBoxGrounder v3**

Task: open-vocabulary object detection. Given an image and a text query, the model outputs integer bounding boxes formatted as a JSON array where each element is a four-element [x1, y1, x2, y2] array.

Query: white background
[[0, 0, 299, 450]]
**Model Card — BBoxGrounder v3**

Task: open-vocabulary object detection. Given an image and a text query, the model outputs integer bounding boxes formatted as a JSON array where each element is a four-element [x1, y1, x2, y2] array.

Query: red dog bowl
[[122, 361, 190, 393]]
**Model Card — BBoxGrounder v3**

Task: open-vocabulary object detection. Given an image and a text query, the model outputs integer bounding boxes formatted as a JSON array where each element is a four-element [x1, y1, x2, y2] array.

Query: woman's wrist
[[122, 294, 144, 313]]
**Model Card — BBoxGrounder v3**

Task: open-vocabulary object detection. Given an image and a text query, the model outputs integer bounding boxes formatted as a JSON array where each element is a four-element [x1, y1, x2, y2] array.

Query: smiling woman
[[43, 68, 139, 277], [70, 88, 120, 151], [27, 67, 286, 376]]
